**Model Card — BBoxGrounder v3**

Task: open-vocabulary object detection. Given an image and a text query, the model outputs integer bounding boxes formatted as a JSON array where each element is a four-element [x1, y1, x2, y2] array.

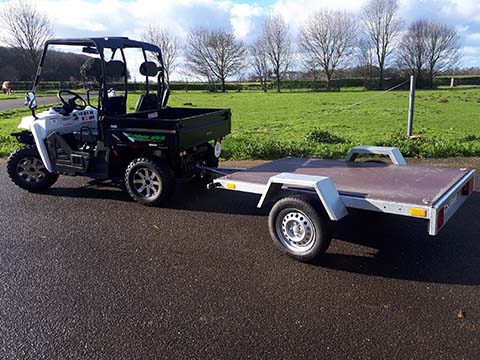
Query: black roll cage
[[33, 36, 167, 118]]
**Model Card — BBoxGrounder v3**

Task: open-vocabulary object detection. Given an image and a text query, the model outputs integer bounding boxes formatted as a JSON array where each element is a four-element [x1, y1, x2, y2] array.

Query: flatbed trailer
[[210, 146, 475, 262]]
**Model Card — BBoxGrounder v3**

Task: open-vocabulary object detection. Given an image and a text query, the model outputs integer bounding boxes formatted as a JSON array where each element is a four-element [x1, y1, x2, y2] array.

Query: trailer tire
[[125, 157, 175, 206], [7, 145, 59, 192], [268, 195, 332, 262]]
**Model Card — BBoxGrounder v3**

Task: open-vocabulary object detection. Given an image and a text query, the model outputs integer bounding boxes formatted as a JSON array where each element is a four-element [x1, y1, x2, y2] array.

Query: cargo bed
[[104, 107, 231, 149], [212, 147, 475, 237]]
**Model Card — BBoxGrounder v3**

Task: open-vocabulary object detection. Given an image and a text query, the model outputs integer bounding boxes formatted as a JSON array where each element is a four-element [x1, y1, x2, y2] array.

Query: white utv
[[7, 37, 230, 205]]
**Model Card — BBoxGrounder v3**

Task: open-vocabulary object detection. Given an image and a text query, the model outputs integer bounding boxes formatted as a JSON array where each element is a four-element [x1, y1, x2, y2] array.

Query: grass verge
[[1, 87, 480, 159]]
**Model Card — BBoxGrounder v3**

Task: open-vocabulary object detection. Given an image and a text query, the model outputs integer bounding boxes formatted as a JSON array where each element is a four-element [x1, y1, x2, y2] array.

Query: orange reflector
[[410, 208, 427, 217], [226, 183, 236, 189]]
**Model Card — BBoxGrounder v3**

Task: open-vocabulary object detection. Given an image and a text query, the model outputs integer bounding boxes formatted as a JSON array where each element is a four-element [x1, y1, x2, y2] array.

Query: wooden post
[[450, 77, 455, 88], [407, 75, 416, 138]]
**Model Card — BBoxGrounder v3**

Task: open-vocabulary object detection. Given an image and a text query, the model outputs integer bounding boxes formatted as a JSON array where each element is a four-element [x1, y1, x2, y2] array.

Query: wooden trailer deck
[[220, 157, 471, 206]]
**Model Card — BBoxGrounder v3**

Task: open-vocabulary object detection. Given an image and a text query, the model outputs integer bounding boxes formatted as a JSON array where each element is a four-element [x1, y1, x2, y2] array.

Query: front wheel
[[125, 157, 175, 206], [7, 145, 59, 192], [268, 195, 332, 262]]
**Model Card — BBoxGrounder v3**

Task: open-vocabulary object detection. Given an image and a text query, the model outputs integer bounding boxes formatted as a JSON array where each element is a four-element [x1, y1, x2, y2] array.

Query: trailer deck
[[218, 157, 470, 206], [213, 151, 475, 237]]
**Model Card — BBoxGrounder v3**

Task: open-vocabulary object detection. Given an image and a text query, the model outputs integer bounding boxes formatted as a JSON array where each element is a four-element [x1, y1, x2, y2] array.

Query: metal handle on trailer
[[345, 146, 407, 165]]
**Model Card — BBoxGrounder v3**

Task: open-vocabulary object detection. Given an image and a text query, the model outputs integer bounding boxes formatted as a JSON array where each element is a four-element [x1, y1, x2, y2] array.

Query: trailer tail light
[[410, 208, 427, 217], [437, 208, 445, 231], [462, 179, 474, 195]]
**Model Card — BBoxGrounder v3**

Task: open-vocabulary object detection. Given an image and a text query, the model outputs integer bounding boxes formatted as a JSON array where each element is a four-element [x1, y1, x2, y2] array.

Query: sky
[[1, 0, 479, 77]]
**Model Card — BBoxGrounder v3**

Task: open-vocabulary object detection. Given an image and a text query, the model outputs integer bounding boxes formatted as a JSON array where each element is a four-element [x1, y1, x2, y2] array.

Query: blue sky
[[1, 0, 479, 71]]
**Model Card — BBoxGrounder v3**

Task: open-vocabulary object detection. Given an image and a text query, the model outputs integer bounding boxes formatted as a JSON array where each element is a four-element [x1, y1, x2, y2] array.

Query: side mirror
[[25, 92, 37, 110], [24, 92, 38, 119]]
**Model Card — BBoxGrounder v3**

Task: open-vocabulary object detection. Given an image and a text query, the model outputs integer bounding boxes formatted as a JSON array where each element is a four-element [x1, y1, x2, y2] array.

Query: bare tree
[[142, 25, 180, 84], [424, 22, 460, 88], [299, 9, 357, 89], [397, 20, 427, 80], [358, 37, 376, 80], [361, 0, 402, 87], [398, 20, 460, 88], [249, 38, 269, 92], [262, 13, 292, 92], [184, 28, 246, 92], [1, 0, 53, 80]]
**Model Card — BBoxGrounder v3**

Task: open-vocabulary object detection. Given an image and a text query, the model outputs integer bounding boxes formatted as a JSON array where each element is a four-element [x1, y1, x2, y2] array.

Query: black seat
[[135, 93, 158, 112], [105, 96, 126, 116]]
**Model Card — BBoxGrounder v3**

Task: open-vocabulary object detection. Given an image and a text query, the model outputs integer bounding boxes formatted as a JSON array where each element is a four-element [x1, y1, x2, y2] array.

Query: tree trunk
[[326, 73, 332, 91], [221, 78, 226, 93], [379, 67, 384, 89], [276, 69, 281, 92]]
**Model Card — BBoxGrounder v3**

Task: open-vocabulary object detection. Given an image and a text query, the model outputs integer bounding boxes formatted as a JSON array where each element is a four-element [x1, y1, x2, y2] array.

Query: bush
[[305, 129, 346, 144], [435, 76, 480, 87], [374, 130, 479, 158]]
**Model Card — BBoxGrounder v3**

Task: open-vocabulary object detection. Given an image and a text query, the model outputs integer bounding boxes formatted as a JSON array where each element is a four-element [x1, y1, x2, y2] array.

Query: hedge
[[7, 76, 480, 92]]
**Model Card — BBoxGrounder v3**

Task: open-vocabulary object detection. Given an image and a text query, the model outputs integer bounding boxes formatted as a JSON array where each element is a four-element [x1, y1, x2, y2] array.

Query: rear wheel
[[125, 157, 175, 206], [268, 195, 332, 262], [203, 142, 219, 168], [7, 145, 58, 192]]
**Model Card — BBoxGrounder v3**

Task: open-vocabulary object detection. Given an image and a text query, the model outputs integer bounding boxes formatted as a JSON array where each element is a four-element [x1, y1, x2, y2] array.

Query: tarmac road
[[0, 161, 479, 360], [0, 96, 60, 111]]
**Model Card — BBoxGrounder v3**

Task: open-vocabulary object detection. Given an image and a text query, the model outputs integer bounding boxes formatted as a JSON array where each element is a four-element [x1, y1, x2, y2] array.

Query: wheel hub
[[276, 210, 316, 253], [133, 168, 161, 198], [16, 157, 46, 183]]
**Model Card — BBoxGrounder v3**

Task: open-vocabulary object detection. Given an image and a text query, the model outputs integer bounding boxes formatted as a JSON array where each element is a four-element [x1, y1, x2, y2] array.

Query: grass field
[[1, 87, 479, 159]]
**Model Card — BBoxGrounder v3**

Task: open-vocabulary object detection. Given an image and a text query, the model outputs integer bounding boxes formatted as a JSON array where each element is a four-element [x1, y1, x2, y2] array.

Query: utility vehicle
[[7, 37, 230, 205]]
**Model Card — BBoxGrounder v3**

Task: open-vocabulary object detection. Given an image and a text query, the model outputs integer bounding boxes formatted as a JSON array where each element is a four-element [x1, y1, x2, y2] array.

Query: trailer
[[210, 146, 475, 262]]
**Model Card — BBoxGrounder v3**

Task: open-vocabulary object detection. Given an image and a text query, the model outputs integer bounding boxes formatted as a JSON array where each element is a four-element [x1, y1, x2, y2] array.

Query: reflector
[[410, 208, 427, 217], [437, 208, 445, 230]]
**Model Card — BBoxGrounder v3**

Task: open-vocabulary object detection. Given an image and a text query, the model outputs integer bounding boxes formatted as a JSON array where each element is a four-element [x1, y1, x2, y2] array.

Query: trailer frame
[[210, 146, 475, 238]]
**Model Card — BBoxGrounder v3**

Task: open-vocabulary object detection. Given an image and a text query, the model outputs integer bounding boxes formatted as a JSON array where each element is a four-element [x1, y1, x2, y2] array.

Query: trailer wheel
[[268, 195, 332, 262], [7, 145, 59, 192], [125, 158, 174, 206]]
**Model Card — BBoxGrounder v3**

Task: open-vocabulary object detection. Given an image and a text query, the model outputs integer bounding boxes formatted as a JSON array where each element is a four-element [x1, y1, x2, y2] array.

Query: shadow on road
[[315, 194, 480, 285], [45, 181, 480, 285]]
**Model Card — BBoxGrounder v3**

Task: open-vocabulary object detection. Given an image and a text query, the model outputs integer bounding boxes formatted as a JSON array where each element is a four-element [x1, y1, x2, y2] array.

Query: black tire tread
[[268, 194, 332, 262], [7, 145, 58, 192], [124, 157, 174, 206]]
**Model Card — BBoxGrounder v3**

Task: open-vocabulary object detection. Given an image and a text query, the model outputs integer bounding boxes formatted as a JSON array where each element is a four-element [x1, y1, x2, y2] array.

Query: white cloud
[[1, 0, 479, 69], [230, 3, 263, 39], [272, 0, 364, 32]]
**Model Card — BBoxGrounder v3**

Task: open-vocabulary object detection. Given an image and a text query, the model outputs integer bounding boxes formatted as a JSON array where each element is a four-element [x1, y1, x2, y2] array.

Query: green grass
[[1, 87, 480, 159]]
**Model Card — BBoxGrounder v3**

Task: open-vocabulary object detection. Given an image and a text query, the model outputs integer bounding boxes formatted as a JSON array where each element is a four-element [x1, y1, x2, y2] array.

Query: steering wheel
[[57, 89, 87, 110]]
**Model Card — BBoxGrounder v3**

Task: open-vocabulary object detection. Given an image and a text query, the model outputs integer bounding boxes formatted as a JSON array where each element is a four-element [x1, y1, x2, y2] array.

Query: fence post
[[407, 75, 416, 138]]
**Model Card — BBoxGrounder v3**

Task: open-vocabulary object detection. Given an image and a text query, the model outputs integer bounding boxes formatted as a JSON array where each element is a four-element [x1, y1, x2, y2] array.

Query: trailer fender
[[257, 173, 348, 221]]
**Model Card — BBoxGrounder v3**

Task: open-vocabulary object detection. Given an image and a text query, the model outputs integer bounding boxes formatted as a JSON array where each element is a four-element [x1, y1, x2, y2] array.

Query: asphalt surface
[[0, 96, 60, 111], [0, 162, 479, 359]]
